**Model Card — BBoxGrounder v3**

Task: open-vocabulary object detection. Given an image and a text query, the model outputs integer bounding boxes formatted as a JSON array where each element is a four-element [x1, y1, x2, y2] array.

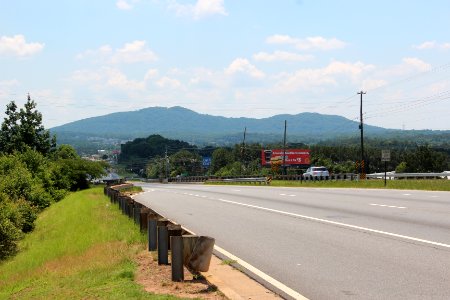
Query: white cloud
[[225, 58, 265, 79], [111, 40, 158, 63], [104, 68, 145, 91], [0, 79, 20, 88], [253, 51, 314, 62], [77, 40, 157, 64], [266, 35, 346, 51], [70, 68, 145, 91], [144, 69, 159, 81], [156, 76, 182, 89], [362, 79, 387, 90], [413, 41, 450, 50], [266, 34, 298, 45], [168, 0, 228, 20], [275, 61, 374, 92], [402, 57, 431, 72], [116, 0, 133, 10], [0, 35, 44, 57], [324, 61, 375, 76]]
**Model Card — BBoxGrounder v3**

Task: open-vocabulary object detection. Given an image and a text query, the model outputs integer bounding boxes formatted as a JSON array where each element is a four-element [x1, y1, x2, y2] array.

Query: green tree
[[211, 148, 233, 174], [170, 150, 201, 176], [0, 95, 55, 155]]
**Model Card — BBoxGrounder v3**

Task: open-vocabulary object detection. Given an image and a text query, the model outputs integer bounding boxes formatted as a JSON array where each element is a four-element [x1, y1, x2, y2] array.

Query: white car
[[303, 166, 330, 178]]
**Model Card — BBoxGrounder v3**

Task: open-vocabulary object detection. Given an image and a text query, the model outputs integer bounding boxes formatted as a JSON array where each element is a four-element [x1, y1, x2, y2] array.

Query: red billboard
[[261, 149, 310, 166]]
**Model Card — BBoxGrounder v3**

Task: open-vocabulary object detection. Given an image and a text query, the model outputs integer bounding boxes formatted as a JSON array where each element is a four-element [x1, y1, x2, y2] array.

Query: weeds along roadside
[[0, 186, 180, 300]]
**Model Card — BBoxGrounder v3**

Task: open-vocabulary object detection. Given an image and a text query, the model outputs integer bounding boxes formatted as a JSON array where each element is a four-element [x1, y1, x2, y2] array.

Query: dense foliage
[[119, 134, 195, 174], [138, 135, 449, 179], [0, 96, 106, 260]]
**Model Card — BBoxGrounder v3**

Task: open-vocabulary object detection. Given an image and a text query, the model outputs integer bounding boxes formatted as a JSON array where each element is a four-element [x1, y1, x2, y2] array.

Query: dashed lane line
[[370, 203, 407, 209]]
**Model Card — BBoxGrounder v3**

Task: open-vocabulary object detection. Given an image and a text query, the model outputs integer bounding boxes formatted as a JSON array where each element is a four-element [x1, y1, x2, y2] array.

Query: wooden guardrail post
[[140, 208, 150, 232], [167, 224, 182, 250], [133, 203, 141, 225], [158, 225, 169, 265], [171, 236, 184, 282], [148, 217, 168, 251]]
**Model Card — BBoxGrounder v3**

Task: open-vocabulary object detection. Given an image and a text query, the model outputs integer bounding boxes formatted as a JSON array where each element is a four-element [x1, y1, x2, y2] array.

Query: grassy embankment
[[209, 179, 450, 191], [0, 187, 179, 300]]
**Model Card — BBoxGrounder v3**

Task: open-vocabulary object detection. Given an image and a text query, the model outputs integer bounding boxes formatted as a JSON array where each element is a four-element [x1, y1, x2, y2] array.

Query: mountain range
[[51, 106, 449, 149]]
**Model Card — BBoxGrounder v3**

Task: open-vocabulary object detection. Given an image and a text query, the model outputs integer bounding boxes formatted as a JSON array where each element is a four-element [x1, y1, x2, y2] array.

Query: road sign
[[381, 150, 391, 162], [202, 157, 211, 167]]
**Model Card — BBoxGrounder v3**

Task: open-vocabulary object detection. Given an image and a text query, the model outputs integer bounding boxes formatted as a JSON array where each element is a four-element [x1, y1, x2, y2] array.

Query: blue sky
[[1, 0, 450, 130]]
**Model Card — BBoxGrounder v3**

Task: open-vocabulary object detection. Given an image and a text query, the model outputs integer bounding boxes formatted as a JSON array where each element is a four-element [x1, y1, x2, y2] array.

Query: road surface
[[133, 183, 450, 300]]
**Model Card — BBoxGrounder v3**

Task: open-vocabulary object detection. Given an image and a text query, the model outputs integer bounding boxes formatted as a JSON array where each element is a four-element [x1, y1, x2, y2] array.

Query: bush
[[0, 197, 24, 259]]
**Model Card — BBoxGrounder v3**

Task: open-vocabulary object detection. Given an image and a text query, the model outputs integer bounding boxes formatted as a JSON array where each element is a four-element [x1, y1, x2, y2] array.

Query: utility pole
[[165, 146, 169, 180], [283, 120, 287, 175], [358, 91, 366, 178], [240, 127, 246, 175]]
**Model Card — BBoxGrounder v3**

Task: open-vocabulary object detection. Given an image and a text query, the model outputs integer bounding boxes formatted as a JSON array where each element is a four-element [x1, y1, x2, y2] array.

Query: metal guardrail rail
[[366, 172, 450, 180]]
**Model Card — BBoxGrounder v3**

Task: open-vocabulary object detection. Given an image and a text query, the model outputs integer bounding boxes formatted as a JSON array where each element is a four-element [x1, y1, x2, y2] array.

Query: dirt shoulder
[[135, 250, 227, 299]]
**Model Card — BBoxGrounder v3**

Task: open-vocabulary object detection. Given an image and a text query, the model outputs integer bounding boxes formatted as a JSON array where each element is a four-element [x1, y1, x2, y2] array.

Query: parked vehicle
[[303, 166, 330, 178]]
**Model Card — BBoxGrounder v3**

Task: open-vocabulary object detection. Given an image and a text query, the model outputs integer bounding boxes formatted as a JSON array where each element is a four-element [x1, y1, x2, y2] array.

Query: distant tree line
[[119, 134, 450, 179], [0, 96, 106, 260]]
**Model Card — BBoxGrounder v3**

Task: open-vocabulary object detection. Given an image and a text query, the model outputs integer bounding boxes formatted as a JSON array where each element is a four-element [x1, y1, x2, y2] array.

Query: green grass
[[122, 186, 144, 193], [0, 187, 180, 300], [270, 179, 450, 191]]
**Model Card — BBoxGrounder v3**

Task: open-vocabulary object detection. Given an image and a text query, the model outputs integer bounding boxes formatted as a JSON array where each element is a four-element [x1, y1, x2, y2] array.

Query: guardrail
[[366, 172, 450, 180], [104, 184, 215, 282], [145, 173, 361, 184], [207, 177, 269, 185]]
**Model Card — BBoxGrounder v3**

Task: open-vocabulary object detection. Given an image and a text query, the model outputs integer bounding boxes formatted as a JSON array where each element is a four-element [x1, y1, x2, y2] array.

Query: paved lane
[[134, 184, 450, 300]]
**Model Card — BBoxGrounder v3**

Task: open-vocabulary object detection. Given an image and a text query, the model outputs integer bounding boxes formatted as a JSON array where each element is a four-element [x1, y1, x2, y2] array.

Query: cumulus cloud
[[77, 40, 158, 64], [225, 58, 265, 79], [275, 61, 374, 92], [266, 35, 346, 51], [144, 69, 159, 81], [402, 57, 431, 72], [413, 41, 450, 50], [362, 79, 387, 90], [168, 0, 228, 20], [253, 51, 314, 62], [104, 68, 145, 91], [0, 35, 44, 57], [116, 0, 133, 10], [111, 40, 158, 63], [156, 76, 182, 89], [71, 68, 145, 91]]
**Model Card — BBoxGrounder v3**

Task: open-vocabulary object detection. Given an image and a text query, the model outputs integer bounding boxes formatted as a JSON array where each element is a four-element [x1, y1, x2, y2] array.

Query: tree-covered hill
[[51, 106, 450, 153]]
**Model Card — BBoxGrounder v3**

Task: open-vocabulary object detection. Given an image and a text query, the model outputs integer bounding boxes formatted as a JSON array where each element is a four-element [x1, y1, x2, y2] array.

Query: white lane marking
[[402, 193, 411, 196], [289, 194, 296, 197], [214, 198, 450, 249], [232, 189, 241, 192], [214, 245, 309, 300], [370, 203, 406, 209], [430, 196, 439, 198], [167, 223, 309, 300], [280, 193, 296, 197], [280, 193, 286, 196]]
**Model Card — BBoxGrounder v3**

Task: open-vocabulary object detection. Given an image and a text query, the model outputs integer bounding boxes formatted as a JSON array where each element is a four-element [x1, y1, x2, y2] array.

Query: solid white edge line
[[216, 198, 450, 249], [133, 195, 308, 300], [214, 245, 309, 300]]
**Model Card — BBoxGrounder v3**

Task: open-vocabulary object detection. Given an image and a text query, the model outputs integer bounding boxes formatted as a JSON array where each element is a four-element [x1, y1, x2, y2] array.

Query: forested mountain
[[51, 106, 450, 152]]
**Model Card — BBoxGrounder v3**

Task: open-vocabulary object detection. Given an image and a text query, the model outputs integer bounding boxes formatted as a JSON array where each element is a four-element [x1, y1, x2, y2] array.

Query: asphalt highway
[[133, 183, 450, 300]]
